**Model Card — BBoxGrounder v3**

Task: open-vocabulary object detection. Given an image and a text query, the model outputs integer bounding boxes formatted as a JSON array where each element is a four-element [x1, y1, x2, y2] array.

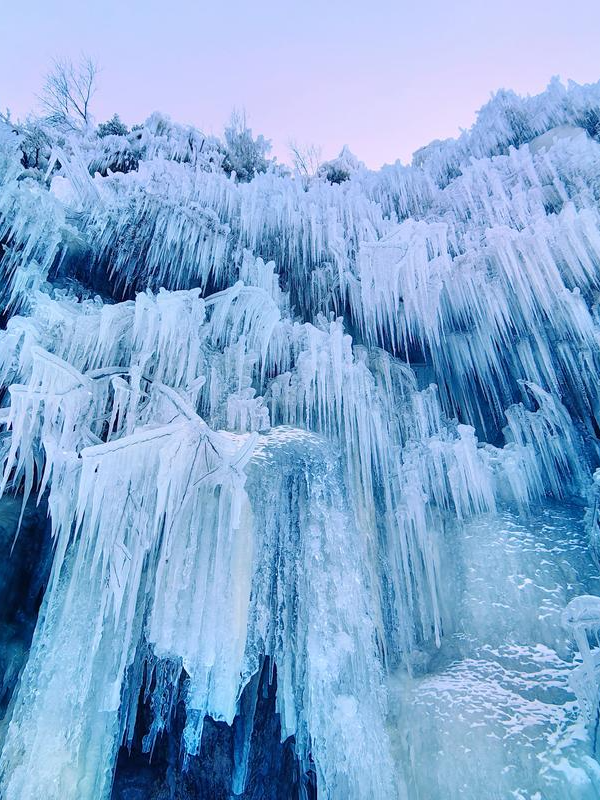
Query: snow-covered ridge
[[1, 78, 600, 799]]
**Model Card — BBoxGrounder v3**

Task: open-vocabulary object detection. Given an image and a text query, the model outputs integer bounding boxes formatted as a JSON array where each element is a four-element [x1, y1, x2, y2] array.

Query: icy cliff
[[1, 78, 600, 798]]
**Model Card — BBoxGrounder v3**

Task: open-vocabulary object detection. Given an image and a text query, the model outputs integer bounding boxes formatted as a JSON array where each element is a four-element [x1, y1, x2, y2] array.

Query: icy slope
[[0, 79, 600, 798]]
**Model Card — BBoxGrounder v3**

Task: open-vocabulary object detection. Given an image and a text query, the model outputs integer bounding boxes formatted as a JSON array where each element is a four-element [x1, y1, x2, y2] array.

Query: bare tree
[[289, 140, 322, 183], [40, 55, 98, 129]]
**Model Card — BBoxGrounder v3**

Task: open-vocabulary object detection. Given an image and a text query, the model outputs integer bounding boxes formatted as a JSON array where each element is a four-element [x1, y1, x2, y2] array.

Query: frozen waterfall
[[1, 78, 600, 798]]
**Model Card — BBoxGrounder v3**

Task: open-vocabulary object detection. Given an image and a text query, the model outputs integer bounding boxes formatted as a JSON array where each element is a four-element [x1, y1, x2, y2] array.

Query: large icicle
[[0, 377, 256, 799]]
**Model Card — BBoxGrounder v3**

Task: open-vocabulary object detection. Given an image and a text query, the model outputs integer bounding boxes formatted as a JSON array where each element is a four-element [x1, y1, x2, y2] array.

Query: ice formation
[[2, 78, 600, 798]]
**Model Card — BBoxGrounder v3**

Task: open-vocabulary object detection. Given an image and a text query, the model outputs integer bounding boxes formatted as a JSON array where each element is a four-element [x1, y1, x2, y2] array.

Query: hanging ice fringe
[[2, 79, 600, 799]]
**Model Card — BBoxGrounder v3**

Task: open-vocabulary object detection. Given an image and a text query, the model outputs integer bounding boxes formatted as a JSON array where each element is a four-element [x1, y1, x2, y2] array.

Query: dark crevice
[[112, 658, 317, 800], [0, 494, 53, 716]]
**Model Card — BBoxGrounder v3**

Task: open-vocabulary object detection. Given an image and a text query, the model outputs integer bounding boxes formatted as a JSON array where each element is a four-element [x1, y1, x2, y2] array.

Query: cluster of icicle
[[1, 78, 600, 799]]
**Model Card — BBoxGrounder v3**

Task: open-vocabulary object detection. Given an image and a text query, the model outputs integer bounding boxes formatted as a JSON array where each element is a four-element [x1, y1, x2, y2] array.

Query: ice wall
[[1, 78, 600, 798]]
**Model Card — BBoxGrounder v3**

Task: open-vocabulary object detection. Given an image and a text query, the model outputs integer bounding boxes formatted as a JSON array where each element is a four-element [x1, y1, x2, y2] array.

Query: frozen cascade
[[1, 78, 600, 798]]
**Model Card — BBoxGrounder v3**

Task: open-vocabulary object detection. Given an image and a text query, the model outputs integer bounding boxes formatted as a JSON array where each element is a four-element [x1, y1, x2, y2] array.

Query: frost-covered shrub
[[87, 116, 141, 175], [19, 123, 53, 171], [0, 116, 53, 173], [138, 112, 223, 171], [222, 110, 272, 182], [318, 146, 361, 184], [88, 135, 140, 176], [97, 114, 129, 138]]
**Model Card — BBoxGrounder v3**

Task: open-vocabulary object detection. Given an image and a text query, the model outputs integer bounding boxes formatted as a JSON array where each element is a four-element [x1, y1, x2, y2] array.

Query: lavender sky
[[1, 0, 600, 168]]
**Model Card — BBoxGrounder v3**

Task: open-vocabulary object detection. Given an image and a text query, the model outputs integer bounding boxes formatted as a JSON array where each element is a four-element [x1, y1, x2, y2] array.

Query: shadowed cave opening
[[112, 658, 317, 800]]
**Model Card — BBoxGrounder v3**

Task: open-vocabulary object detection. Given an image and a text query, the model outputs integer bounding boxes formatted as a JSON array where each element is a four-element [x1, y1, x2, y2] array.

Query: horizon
[[2, 0, 600, 168]]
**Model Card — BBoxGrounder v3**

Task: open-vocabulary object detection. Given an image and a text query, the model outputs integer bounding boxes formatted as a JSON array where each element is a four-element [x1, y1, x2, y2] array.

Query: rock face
[[2, 79, 600, 798], [112, 660, 315, 800], [0, 496, 52, 717]]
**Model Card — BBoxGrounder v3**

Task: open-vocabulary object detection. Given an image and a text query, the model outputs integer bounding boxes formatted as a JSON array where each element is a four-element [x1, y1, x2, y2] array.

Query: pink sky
[[1, 0, 600, 168]]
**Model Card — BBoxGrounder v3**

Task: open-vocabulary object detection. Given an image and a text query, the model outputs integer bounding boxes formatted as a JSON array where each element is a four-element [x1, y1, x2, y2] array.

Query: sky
[[1, 0, 600, 168]]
